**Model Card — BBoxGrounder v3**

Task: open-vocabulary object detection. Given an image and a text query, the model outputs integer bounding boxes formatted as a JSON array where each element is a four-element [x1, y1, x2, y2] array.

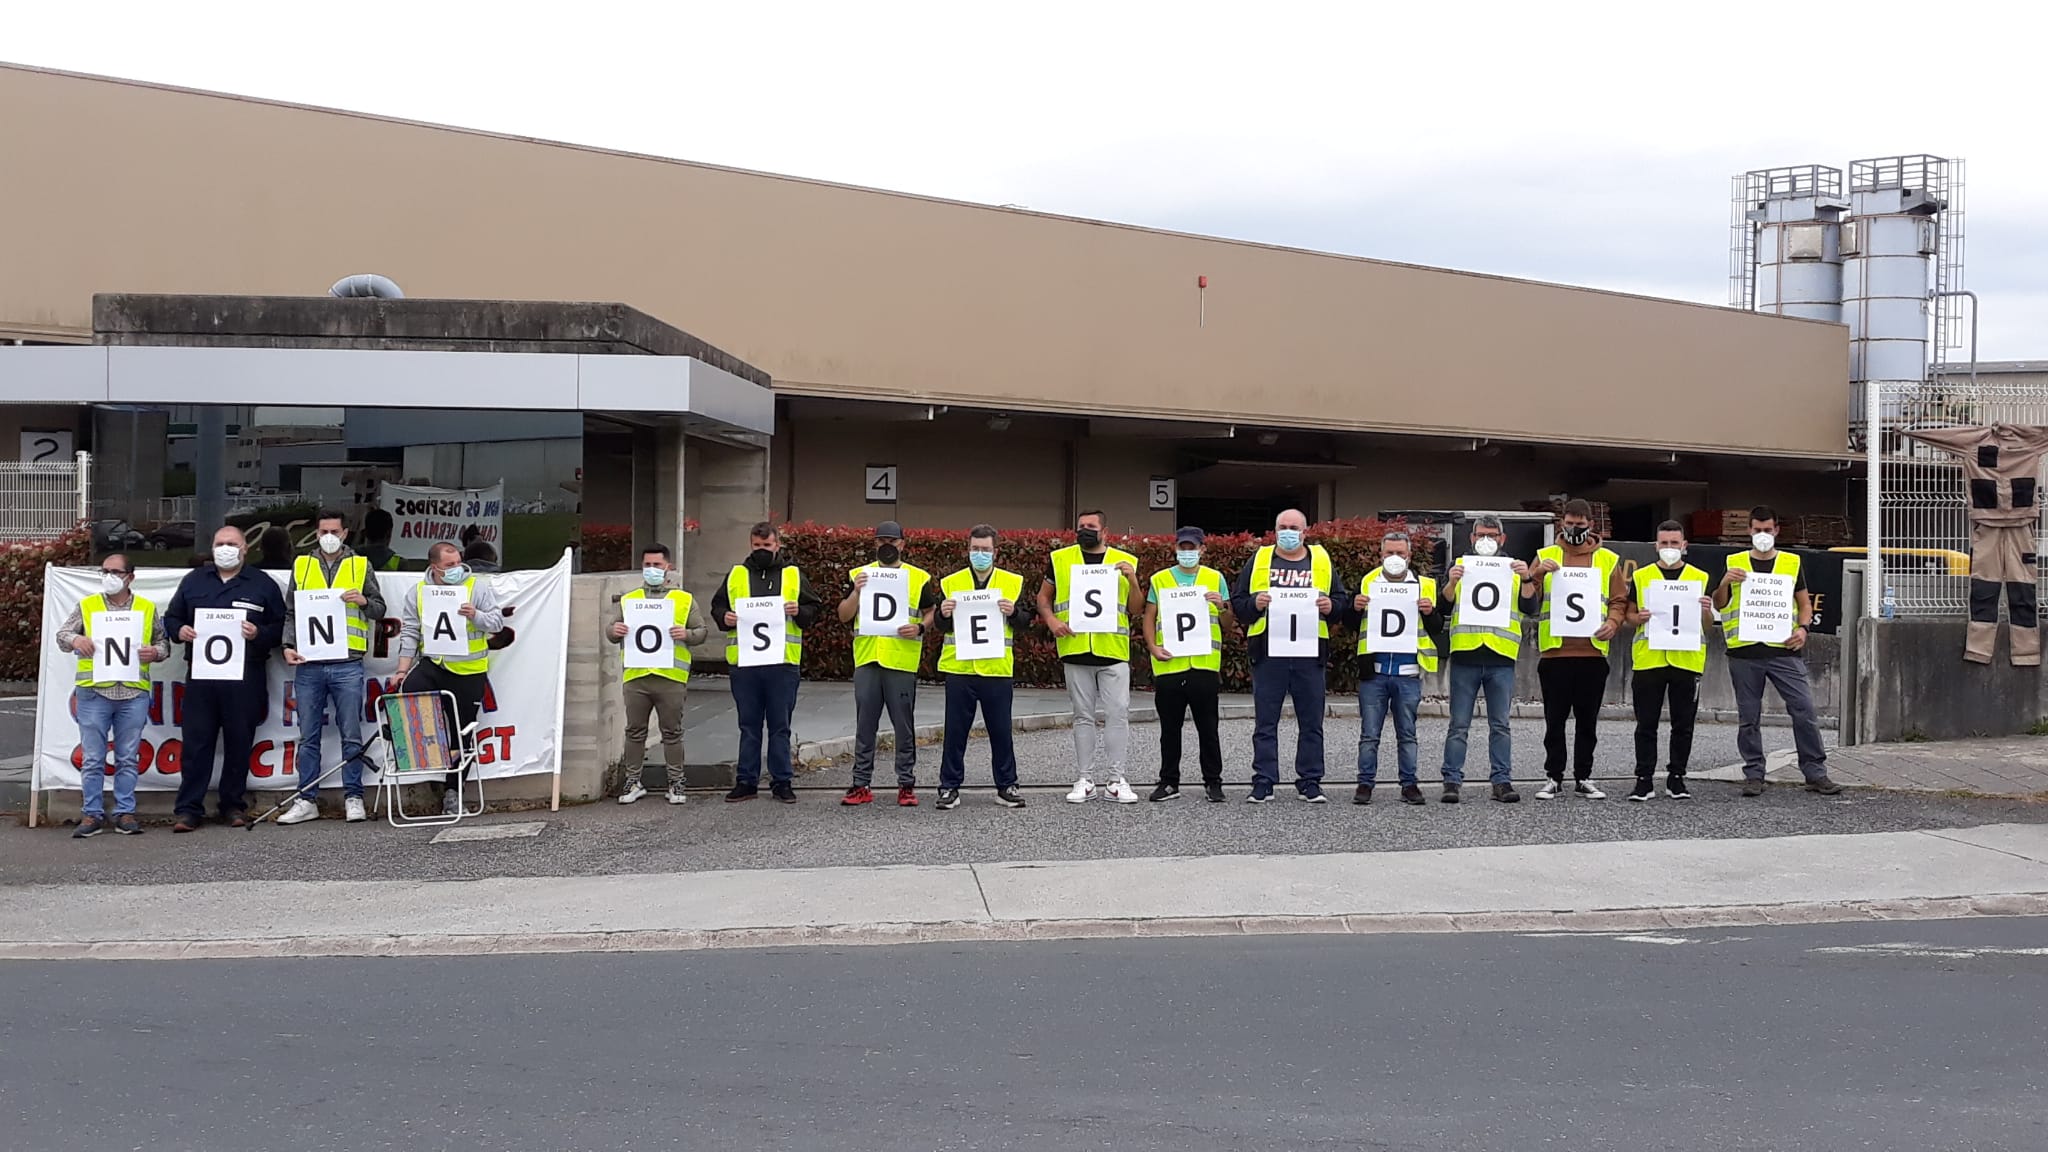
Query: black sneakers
[[935, 788, 962, 810], [1401, 784, 1426, 805], [1666, 775, 1692, 799], [725, 784, 758, 803], [1149, 783, 1180, 802], [1353, 784, 1373, 805], [1204, 783, 1227, 803], [1741, 779, 1767, 797], [1440, 783, 1461, 805], [995, 786, 1027, 808], [1628, 780, 1655, 802], [770, 781, 798, 804], [1491, 782, 1521, 803]]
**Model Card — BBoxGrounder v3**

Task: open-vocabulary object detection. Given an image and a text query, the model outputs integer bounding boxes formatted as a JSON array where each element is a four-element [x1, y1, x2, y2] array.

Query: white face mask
[[1381, 553, 1409, 578], [1752, 532, 1776, 553], [318, 532, 343, 555], [1657, 547, 1684, 567], [1472, 537, 1500, 557], [213, 544, 242, 569], [101, 572, 128, 595]]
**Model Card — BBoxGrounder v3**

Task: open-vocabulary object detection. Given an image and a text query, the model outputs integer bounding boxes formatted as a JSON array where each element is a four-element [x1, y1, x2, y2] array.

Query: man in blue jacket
[[164, 525, 286, 831]]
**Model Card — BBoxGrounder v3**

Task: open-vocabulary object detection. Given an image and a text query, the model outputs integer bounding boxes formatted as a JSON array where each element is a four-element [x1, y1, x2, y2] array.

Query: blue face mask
[[441, 563, 470, 585], [1276, 529, 1303, 552], [968, 550, 995, 572], [1176, 549, 1201, 569], [642, 566, 666, 586]]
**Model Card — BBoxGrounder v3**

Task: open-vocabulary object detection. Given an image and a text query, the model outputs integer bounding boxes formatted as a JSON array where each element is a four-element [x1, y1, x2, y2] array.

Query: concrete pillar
[[687, 438, 769, 596], [195, 407, 226, 540], [654, 425, 686, 563]]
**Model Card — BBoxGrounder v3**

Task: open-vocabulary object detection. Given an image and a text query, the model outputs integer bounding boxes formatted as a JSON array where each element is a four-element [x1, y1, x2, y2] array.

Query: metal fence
[[0, 452, 89, 542]]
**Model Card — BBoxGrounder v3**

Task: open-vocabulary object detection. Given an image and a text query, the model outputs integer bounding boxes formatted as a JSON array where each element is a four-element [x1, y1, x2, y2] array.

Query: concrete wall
[[0, 64, 1849, 461], [1852, 618, 2042, 743], [1416, 632, 1840, 720]]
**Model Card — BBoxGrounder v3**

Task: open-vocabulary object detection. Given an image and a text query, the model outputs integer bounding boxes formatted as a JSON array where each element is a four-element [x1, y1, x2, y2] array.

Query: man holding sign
[[1038, 510, 1146, 804], [164, 526, 286, 831], [278, 510, 386, 826], [1230, 510, 1346, 803], [1623, 521, 1714, 801], [1714, 506, 1838, 797], [55, 553, 166, 837], [1143, 527, 1233, 802], [711, 523, 821, 804], [1529, 500, 1628, 800], [1440, 515, 1534, 803], [607, 543, 708, 806], [394, 542, 506, 815], [936, 524, 1037, 809], [1344, 531, 1437, 806], [837, 522, 937, 807]]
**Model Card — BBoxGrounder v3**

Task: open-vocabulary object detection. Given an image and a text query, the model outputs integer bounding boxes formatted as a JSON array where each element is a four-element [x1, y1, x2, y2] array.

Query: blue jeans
[[75, 689, 149, 818], [1357, 674, 1422, 786], [732, 664, 801, 788], [1444, 660, 1514, 785], [293, 660, 368, 801], [1250, 657, 1326, 791], [940, 674, 1017, 791]]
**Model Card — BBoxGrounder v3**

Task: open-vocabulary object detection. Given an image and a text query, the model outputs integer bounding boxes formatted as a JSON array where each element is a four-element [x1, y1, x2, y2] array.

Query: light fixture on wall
[[987, 413, 1012, 432]]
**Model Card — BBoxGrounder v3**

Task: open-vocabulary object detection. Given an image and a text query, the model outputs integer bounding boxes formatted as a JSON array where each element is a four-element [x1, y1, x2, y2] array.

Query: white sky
[[12, 0, 2047, 356]]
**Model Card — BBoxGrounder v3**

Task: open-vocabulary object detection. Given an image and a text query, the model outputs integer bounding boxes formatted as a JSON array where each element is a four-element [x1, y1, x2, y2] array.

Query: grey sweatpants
[[1064, 662, 1131, 782], [852, 663, 919, 788], [1729, 654, 1828, 782]]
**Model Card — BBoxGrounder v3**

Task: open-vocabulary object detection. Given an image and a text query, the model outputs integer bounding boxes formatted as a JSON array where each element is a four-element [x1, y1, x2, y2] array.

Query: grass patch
[[2026, 718, 2048, 737]]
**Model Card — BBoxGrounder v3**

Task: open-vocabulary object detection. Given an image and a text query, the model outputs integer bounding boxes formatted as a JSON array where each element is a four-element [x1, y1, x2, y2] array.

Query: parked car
[[146, 520, 196, 551], [91, 519, 147, 553]]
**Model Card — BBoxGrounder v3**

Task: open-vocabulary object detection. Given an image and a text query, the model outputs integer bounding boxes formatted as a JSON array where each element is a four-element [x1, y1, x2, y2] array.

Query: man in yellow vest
[[935, 523, 1036, 810], [1440, 514, 1535, 803], [607, 542, 708, 806], [1712, 505, 1839, 797], [1142, 527, 1233, 802], [1036, 509, 1146, 803], [278, 509, 386, 826], [1228, 509, 1346, 803], [1529, 498, 1629, 800], [57, 552, 166, 837], [1346, 530, 1437, 805], [711, 521, 821, 804], [1624, 520, 1715, 801], [393, 541, 505, 816], [837, 521, 938, 807]]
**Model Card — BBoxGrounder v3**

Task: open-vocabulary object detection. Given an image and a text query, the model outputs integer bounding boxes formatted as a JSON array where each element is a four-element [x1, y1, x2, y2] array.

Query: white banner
[[34, 555, 572, 792], [377, 482, 505, 563], [1067, 565, 1121, 634], [857, 567, 910, 638], [1738, 572, 1796, 645], [1547, 566, 1605, 639], [1265, 588, 1320, 657], [1457, 556, 1515, 631], [1644, 580, 1706, 652], [950, 589, 1005, 662], [1157, 585, 1213, 659], [1364, 581, 1419, 655]]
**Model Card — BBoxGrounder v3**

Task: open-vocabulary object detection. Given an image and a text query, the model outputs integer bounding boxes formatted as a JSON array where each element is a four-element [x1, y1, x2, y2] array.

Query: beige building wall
[[1, 65, 1849, 460]]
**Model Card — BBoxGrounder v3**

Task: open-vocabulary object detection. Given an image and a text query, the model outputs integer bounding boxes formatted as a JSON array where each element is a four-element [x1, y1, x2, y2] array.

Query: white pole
[[74, 449, 90, 525], [1865, 382, 1883, 618]]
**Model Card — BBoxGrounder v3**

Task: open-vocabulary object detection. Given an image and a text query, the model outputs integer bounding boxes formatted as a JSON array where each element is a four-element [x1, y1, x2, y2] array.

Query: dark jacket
[[164, 563, 287, 683]]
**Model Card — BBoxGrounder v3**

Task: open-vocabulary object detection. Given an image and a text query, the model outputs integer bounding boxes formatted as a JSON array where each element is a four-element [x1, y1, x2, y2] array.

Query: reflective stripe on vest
[[849, 563, 931, 673], [1723, 551, 1802, 650], [937, 567, 1025, 678], [1536, 545, 1622, 655], [1148, 566, 1226, 675], [1631, 564, 1709, 673], [723, 564, 805, 666], [1245, 544, 1332, 640], [1050, 544, 1135, 662], [622, 587, 696, 684], [293, 553, 372, 654], [418, 577, 490, 675], [75, 593, 157, 691], [1356, 569, 1439, 674]]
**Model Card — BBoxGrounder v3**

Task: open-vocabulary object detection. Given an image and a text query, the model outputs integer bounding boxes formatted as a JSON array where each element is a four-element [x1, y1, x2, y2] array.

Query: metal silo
[[1730, 165, 1847, 323], [1843, 155, 1951, 404]]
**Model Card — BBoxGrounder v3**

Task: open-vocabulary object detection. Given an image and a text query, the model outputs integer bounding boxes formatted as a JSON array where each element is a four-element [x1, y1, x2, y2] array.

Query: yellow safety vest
[[76, 593, 157, 691], [1723, 551, 1803, 651], [293, 553, 372, 654], [1356, 568, 1439, 674], [849, 563, 931, 673], [723, 564, 805, 666], [1448, 559, 1523, 661], [1050, 544, 1136, 662], [621, 586, 696, 684], [937, 567, 1025, 677], [1245, 544, 1332, 640], [1631, 563, 1709, 673], [1148, 566, 1226, 675], [417, 577, 490, 675], [1536, 545, 1622, 655]]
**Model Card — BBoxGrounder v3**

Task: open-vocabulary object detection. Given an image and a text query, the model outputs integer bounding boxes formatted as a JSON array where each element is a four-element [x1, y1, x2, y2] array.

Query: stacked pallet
[[1687, 509, 1852, 548], [1782, 515, 1852, 548], [1523, 498, 1613, 539]]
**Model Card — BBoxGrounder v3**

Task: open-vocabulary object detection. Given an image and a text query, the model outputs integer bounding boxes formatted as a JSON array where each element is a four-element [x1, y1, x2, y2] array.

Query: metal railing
[[0, 451, 90, 541]]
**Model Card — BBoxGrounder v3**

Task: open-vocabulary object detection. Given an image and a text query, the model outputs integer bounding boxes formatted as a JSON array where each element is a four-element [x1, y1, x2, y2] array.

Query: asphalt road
[[4, 916, 2043, 1151], [0, 694, 35, 761]]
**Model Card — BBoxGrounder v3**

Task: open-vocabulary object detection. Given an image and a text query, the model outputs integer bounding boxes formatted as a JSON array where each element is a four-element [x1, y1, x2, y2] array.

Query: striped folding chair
[[376, 689, 484, 827]]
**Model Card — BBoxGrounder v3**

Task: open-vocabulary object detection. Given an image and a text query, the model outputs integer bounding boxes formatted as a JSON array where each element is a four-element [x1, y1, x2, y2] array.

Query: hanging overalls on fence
[[1899, 424, 2048, 666]]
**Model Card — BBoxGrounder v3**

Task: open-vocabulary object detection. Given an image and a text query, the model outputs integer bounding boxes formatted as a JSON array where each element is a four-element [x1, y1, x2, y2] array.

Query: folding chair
[[375, 689, 485, 827]]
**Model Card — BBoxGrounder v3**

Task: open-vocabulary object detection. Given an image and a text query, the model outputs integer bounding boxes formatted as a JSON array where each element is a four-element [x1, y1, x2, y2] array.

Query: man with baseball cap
[[837, 520, 938, 806], [1143, 527, 1233, 801]]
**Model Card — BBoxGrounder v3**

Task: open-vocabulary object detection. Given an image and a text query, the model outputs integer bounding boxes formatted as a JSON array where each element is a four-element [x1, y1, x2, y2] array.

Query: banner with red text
[[32, 554, 569, 792], [377, 481, 505, 563]]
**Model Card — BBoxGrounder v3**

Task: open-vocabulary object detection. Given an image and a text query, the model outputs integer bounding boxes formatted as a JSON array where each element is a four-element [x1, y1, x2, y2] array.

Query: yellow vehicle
[[1827, 547, 1972, 577]]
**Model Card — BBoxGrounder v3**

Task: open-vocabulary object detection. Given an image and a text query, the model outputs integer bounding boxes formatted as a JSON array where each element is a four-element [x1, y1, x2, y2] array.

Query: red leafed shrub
[[581, 523, 635, 574], [777, 518, 1430, 693], [0, 527, 92, 680]]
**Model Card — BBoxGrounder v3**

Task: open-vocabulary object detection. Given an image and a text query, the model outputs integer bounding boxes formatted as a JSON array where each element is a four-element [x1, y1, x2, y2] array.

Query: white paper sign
[[419, 584, 471, 658], [1457, 556, 1515, 631], [1645, 580, 1706, 652], [951, 589, 1005, 662], [1738, 572, 1796, 645], [1547, 566, 1605, 639], [622, 598, 676, 670], [735, 596, 787, 667], [192, 609, 245, 681], [858, 567, 910, 638], [1364, 581, 1419, 655], [1265, 588, 1321, 658], [90, 610, 145, 683], [1157, 586, 1213, 659], [294, 589, 349, 662], [1068, 564, 1122, 634]]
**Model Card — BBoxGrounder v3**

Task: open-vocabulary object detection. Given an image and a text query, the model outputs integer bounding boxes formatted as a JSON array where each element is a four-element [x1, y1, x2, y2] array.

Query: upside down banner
[[33, 554, 572, 792]]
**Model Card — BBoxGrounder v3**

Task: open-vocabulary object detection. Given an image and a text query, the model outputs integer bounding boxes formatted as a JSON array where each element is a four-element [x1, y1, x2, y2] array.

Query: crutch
[[244, 737, 388, 830]]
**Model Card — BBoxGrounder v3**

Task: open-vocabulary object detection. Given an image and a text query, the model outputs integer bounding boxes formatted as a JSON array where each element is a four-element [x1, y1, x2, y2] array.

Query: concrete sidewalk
[[1703, 736, 2048, 798], [5, 822, 2045, 959]]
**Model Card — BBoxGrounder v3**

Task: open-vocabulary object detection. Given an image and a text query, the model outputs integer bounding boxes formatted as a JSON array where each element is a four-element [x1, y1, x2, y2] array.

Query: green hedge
[[778, 518, 1430, 693], [0, 528, 92, 680]]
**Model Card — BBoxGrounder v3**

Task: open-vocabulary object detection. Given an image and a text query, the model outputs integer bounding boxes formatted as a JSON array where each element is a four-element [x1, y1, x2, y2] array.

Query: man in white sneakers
[[609, 543, 708, 805], [279, 509, 385, 826], [1038, 510, 1146, 803]]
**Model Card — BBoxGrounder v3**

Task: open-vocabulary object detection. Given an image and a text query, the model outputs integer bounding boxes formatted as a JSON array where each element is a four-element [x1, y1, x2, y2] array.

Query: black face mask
[[875, 543, 900, 565], [1560, 525, 1591, 546], [747, 548, 777, 570], [1076, 527, 1101, 550]]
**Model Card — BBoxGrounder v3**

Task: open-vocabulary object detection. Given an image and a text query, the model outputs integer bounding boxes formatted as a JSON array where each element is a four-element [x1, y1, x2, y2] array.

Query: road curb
[[11, 892, 2044, 962]]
